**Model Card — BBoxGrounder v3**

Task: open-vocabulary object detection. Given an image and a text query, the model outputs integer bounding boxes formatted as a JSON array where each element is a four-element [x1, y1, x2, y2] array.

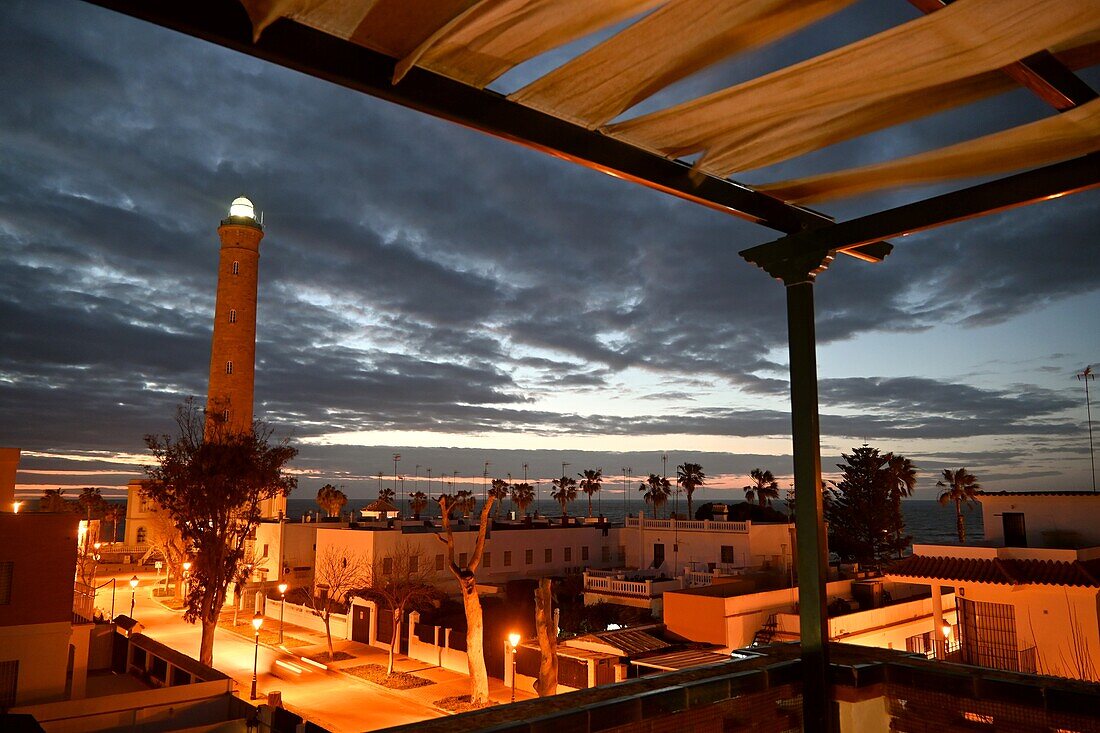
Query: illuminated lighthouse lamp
[[228, 196, 256, 220]]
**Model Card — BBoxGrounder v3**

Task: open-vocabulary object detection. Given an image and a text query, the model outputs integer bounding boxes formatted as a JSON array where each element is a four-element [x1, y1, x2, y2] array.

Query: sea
[[279, 496, 980, 546]]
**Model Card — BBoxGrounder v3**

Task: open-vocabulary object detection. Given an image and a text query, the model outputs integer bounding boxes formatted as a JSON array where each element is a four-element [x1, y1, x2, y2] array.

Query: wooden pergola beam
[[741, 153, 1100, 276], [908, 0, 1097, 111]]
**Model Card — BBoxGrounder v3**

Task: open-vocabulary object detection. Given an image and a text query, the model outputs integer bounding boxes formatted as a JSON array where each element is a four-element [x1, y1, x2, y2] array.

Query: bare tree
[[140, 504, 189, 594], [307, 546, 370, 661], [436, 492, 494, 705], [534, 577, 558, 697], [359, 542, 439, 674]]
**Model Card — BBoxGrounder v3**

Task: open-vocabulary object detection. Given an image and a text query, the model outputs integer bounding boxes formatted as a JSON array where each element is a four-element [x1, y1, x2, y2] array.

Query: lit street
[[113, 572, 445, 733]]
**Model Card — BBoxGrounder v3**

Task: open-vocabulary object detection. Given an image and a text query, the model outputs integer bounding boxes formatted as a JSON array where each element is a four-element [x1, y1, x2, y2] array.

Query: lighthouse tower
[[206, 197, 284, 518]]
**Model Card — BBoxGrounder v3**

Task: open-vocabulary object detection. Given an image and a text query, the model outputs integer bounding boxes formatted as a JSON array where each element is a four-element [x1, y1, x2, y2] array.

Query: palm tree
[[40, 488, 69, 513], [676, 463, 705, 518], [379, 487, 396, 505], [456, 489, 476, 517], [510, 482, 534, 516], [103, 503, 124, 543], [77, 486, 106, 520], [639, 474, 671, 518], [937, 468, 981, 543], [578, 469, 603, 517], [885, 454, 918, 556], [744, 468, 780, 507], [316, 484, 348, 517], [551, 475, 577, 517], [409, 491, 428, 519], [488, 478, 510, 517]]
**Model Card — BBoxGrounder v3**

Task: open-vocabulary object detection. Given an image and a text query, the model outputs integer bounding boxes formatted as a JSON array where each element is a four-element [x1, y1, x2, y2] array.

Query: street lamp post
[[507, 632, 520, 703], [277, 582, 288, 645], [250, 612, 264, 699], [129, 575, 139, 619], [182, 561, 192, 598]]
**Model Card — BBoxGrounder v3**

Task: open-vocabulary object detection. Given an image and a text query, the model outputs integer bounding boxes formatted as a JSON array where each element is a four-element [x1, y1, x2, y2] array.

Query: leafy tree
[[488, 478, 510, 516], [359, 542, 438, 674], [316, 484, 348, 518], [744, 468, 780, 507], [142, 400, 297, 666], [409, 490, 428, 518], [551, 475, 577, 516], [676, 463, 705, 517], [577, 469, 603, 517], [140, 503, 189, 594], [640, 474, 671, 518], [39, 488, 70, 513], [436, 492, 495, 706], [936, 468, 981, 543], [510, 482, 534, 516], [308, 547, 369, 661], [825, 446, 915, 568]]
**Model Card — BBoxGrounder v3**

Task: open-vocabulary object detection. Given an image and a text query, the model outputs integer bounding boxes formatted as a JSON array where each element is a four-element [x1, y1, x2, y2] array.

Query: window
[[652, 543, 664, 567], [262, 544, 269, 558], [564, 547, 572, 562], [581, 546, 589, 561], [232, 260, 240, 275], [721, 545, 735, 564], [136, 527, 147, 544], [483, 552, 491, 568], [0, 562, 13, 604], [525, 549, 533, 565], [545, 548, 553, 563], [229, 309, 237, 323], [435, 554, 444, 571], [409, 555, 418, 573], [223, 409, 230, 422], [382, 557, 393, 575], [0, 660, 17, 709], [601, 546, 611, 562], [459, 552, 468, 568], [504, 551, 512, 567], [226, 361, 233, 374]]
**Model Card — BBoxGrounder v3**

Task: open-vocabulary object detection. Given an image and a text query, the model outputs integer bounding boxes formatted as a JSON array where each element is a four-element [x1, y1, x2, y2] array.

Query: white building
[[887, 491, 1100, 681]]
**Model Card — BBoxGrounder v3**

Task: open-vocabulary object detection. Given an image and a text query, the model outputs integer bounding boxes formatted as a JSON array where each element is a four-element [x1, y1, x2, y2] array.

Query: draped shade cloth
[[236, 0, 1098, 205]]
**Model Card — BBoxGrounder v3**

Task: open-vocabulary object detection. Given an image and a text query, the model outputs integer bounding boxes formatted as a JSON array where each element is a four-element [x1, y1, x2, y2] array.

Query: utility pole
[[393, 453, 401, 511], [484, 461, 491, 499], [622, 467, 632, 519], [1078, 366, 1097, 493]]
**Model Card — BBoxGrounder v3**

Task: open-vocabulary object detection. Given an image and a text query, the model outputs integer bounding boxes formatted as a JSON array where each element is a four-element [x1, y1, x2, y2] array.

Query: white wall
[[981, 494, 1100, 547], [0, 621, 72, 705]]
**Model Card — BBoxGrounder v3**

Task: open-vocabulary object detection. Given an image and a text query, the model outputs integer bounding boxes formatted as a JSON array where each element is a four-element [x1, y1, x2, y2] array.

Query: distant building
[[888, 491, 1100, 681]]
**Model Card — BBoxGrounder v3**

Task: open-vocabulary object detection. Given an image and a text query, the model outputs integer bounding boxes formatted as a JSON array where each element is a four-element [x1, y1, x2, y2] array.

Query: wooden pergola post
[[784, 277, 832, 732]]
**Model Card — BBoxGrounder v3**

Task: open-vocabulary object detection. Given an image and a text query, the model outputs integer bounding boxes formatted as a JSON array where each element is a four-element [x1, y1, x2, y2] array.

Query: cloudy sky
[[2, 0, 1098, 505]]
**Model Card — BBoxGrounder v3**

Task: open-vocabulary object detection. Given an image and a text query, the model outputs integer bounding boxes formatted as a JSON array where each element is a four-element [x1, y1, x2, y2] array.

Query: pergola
[[83, 0, 1099, 727]]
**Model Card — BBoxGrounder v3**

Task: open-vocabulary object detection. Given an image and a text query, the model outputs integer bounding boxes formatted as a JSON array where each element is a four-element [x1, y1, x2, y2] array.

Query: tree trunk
[[588, 494, 593, 518], [460, 577, 489, 705], [323, 613, 334, 661], [956, 499, 966, 543], [687, 491, 693, 519], [388, 608, 402, 675], [534, 578, 558, 697], [199, 619, 216, 667]]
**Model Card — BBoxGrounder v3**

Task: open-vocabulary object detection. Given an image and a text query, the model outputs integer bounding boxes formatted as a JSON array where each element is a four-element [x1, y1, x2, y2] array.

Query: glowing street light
[[507, 632, 521, 703], [250, 612, 264, 699], [277, 581, 288, 644], [182, 561, 192, 597], [129, 575, 139, 618], [12, 501, 21, 513]]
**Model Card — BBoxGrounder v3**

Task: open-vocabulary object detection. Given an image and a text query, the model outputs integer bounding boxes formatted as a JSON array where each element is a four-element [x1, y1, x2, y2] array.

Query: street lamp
[[11, 501, 20, 513], [129, 575, 139, 618], [182, 561, 192, 597], [507, 632, 520, 703], [277, 582, 288, 644], [250, 612, 264, 699]]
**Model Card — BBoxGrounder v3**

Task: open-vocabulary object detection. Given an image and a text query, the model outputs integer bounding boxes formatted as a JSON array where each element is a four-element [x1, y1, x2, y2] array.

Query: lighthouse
[[206, 196, 263, 435], [206, 197, 284, 518]]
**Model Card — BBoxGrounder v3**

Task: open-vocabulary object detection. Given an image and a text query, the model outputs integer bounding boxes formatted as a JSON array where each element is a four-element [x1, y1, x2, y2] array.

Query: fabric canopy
[[238, 0, 1100, 205]]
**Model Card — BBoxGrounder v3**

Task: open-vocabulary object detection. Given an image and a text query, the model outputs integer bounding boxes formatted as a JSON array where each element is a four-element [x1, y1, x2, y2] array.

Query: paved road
[[110, 571, 445, 733]]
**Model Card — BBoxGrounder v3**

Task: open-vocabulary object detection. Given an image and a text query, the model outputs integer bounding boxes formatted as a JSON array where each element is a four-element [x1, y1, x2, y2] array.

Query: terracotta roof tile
[[889, 555, 1100, 588]]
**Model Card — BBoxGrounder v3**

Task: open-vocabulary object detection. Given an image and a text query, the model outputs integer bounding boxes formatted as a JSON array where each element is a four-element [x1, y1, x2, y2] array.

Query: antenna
[[1077, 365, 1097, 493]]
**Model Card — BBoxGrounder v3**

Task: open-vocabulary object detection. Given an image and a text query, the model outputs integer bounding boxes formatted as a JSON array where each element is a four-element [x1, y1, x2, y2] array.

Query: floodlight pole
[[1078, 367, 1096, 493]]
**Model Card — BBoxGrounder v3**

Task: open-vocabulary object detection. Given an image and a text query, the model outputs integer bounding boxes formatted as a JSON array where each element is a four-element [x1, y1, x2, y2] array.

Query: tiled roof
[[977, 490, 1100, 497], [889, 554, 1100, 588], [588, 629, 671, 656], [362, 498, 399, 512], [630, 649, 730, 671]]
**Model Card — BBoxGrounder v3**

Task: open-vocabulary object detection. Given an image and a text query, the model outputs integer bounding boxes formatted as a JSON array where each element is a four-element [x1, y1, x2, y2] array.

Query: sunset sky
[[2, 0, 1098, 504]]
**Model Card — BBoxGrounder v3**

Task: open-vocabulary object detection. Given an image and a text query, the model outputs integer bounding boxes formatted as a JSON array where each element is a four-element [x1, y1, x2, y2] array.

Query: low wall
[[406, 614, 469, 674], [264, 598, 350, 640]]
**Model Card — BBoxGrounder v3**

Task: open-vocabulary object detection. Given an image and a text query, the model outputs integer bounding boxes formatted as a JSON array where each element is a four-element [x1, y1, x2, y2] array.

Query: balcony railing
[[582, 571, 680, 598], [73, 581, 95, 624], [625, 517, 749, 532]]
